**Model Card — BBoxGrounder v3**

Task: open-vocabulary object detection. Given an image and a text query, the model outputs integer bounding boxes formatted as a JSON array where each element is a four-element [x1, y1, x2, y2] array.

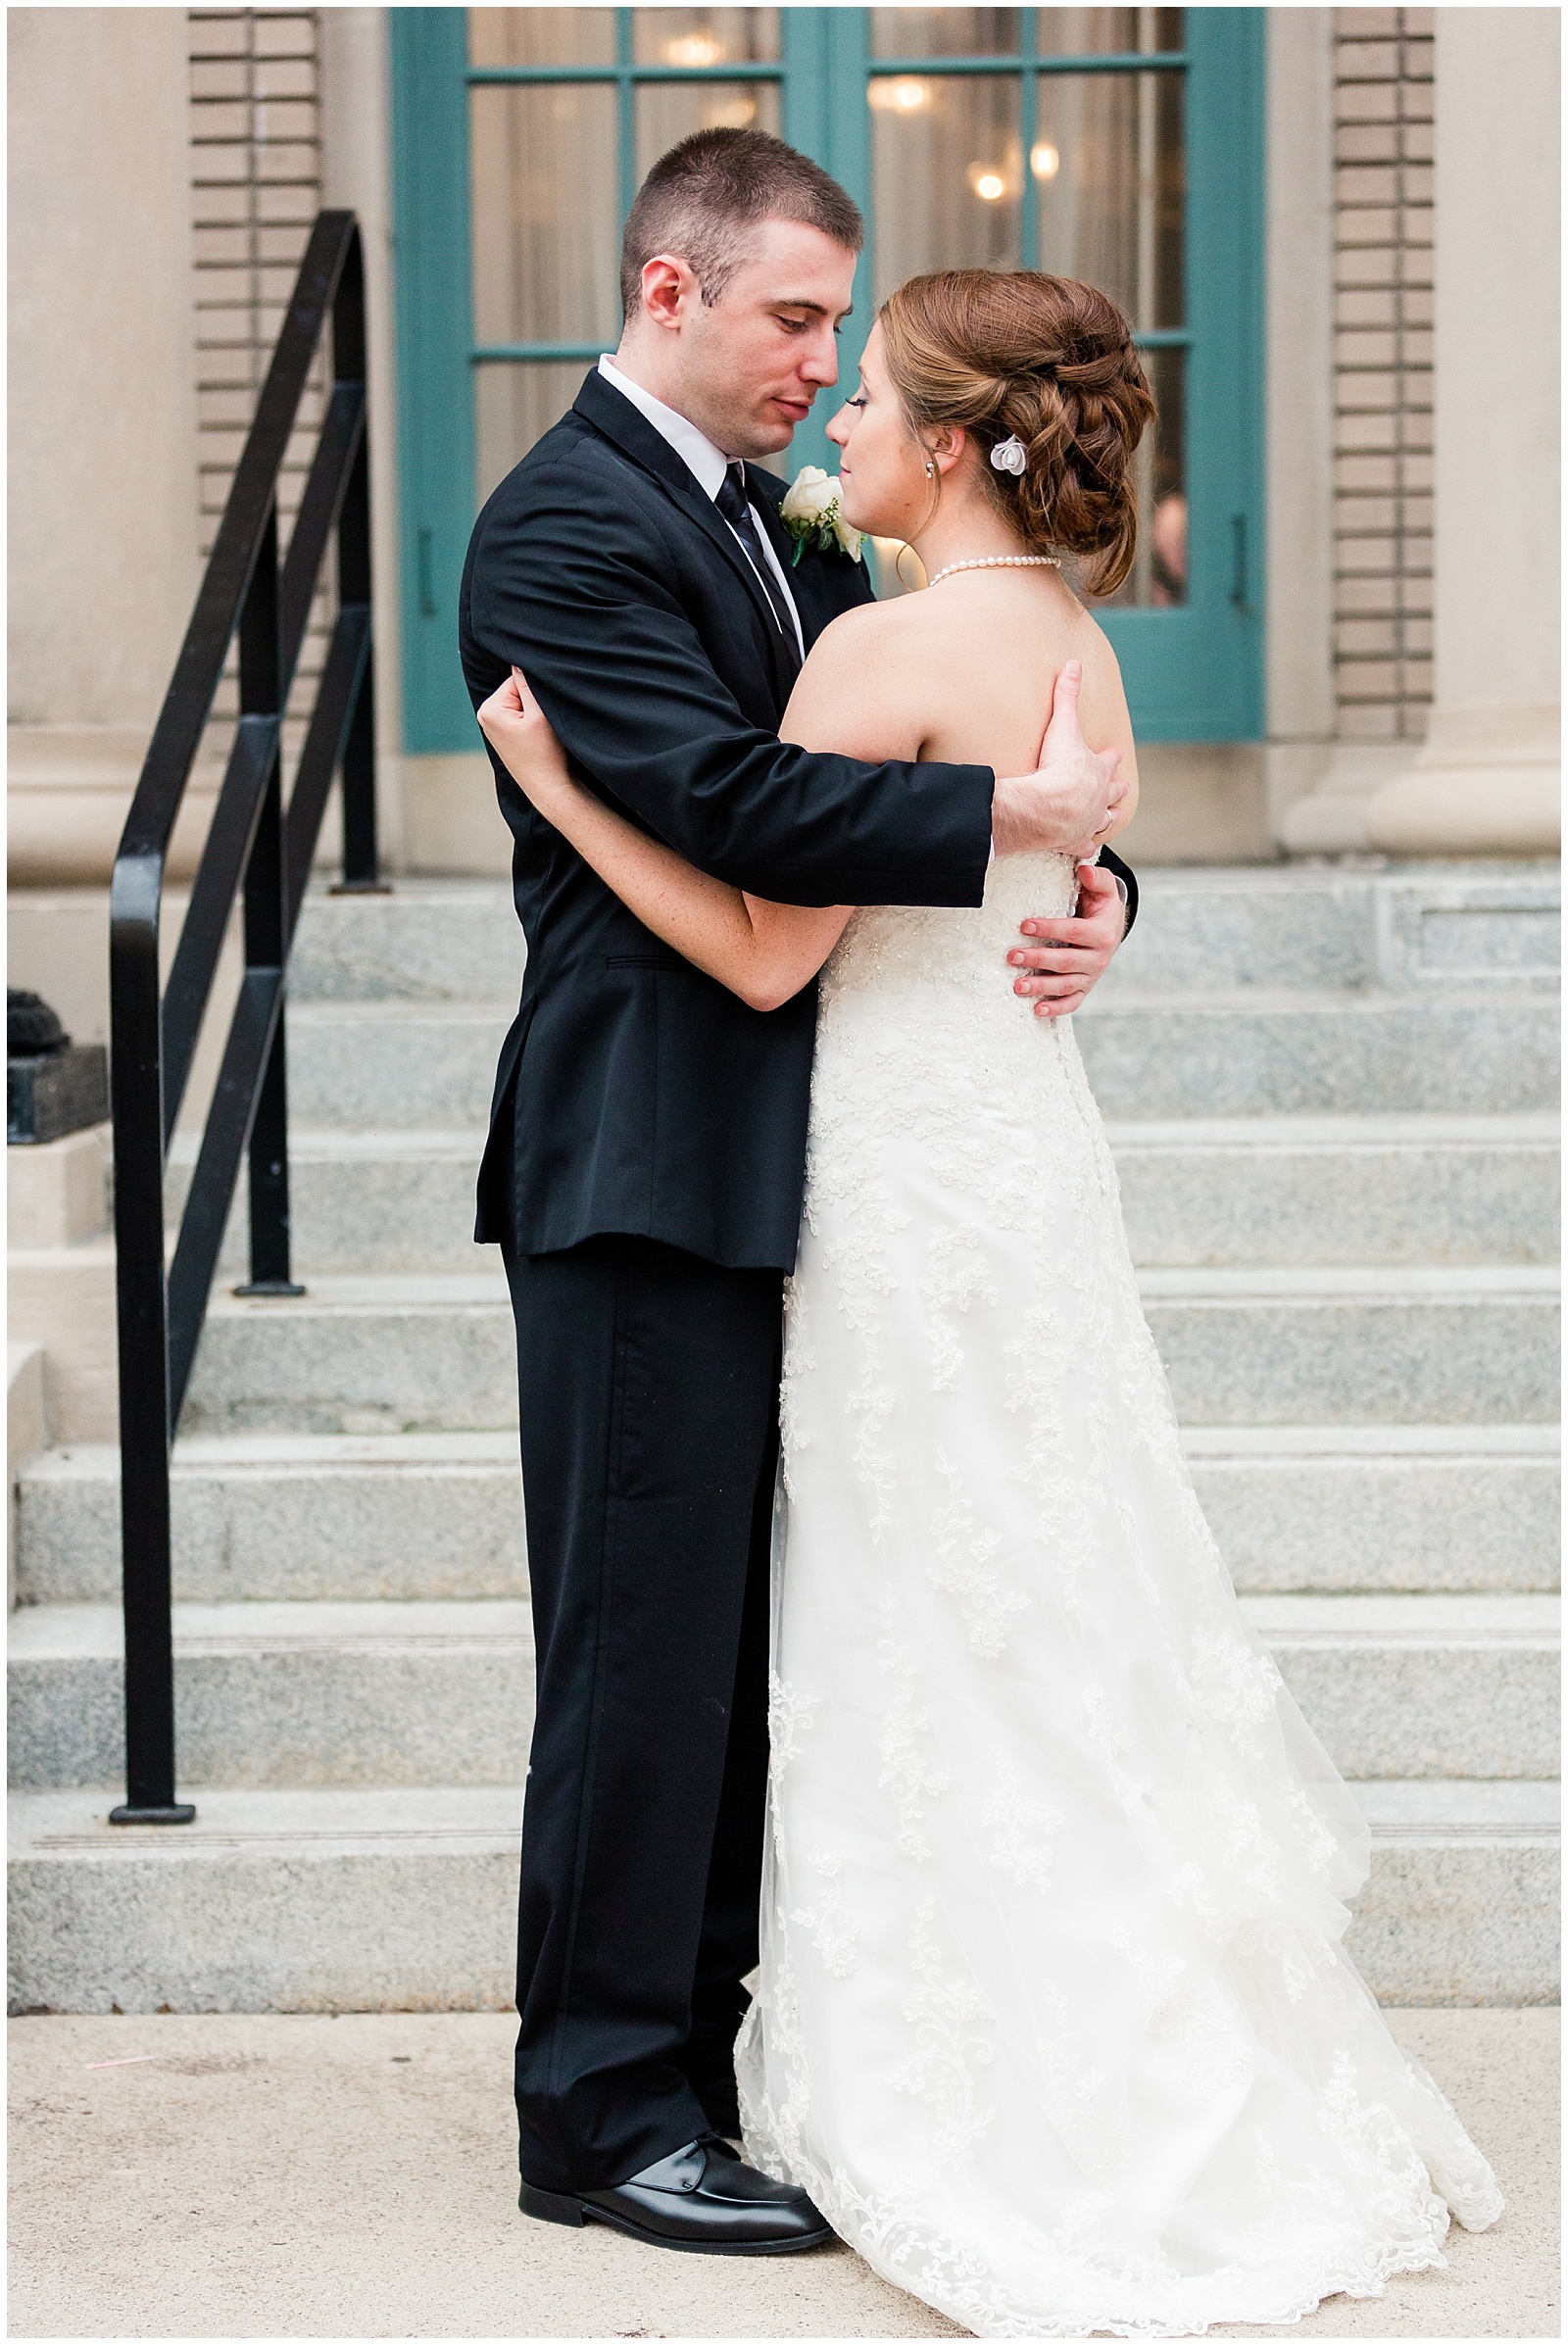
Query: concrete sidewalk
[[8, 2009, 1557, 2338]]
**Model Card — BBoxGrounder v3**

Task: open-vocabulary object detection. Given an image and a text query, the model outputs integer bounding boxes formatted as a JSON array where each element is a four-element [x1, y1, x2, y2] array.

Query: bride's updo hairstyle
[[877, 269, 1156, 597]]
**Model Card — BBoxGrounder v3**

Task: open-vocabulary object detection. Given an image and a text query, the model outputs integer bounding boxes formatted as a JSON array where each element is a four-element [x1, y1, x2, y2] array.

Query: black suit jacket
[[460, 367, 1137, 1272]]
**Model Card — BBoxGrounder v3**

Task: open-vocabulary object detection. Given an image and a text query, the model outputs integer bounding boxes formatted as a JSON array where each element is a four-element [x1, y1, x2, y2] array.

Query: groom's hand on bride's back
[[990, 659, 1125, 861]]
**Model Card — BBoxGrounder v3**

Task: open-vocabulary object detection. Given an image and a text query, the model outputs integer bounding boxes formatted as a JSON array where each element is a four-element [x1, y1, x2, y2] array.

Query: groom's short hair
[[620, 129, 863, 318]]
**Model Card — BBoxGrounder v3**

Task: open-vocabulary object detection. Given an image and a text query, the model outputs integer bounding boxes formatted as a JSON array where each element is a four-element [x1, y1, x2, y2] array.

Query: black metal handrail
[[109, 211, 381, 1824]]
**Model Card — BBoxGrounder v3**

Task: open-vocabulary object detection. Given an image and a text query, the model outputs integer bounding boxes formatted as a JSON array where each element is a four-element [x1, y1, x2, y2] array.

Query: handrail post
[[109, 855, 194, 1825], [234, 504, 304, 1298], [334, 435, 382, 892], [329, 232, 387, 897]]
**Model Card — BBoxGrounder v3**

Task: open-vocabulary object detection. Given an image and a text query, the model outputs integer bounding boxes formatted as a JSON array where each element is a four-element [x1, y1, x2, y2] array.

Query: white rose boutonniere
[[779, 464, 862, 565]]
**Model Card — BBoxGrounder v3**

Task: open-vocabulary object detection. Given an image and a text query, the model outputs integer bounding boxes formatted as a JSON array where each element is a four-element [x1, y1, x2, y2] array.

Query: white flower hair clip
[[990, 435, 1029, 476]]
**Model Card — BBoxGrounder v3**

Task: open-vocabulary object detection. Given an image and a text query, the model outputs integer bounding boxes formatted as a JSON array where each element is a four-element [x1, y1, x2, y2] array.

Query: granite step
[[181, 1274, 516, 1437], [9, 1593, 1555, 1792], [1242, 1591, 1560, 1781], [284, 1003, 507, 1130], [169, 1131, 487, 1277], [281, 991, 1560, 1131], [1142, 1265, 1558, 1427], [1102, 861, 1560, 998], [291, 884, 524, 1005], [284, 864, 1560, 1008], [15, 1426, 1557, 1607], [1184, 1425, 1560, 1594], [7, 1601, 534, 1791], [1102, 1113, 1557, 1267], [14, 1433, 529, 1605], [1344, 1778, 1560, 2006], [9, 1777, 1557, 2012], [174, 1267, 1558, 1437], [1074, 990, 1559, 1117], [7, 1783, 524, 2015], [168, 1115, 1561, 1277]]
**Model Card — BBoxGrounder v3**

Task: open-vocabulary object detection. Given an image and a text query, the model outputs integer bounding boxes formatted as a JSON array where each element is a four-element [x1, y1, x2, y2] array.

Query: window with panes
[[392, 7, 1262, 750]]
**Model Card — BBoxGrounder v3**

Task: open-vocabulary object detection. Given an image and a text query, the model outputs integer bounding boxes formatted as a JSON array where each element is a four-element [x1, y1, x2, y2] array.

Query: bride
[[478, 268, 1501, 2335]]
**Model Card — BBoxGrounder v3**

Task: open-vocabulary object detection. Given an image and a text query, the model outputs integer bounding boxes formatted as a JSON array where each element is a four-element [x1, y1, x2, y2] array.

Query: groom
[[460, 128, 1136, 2254]]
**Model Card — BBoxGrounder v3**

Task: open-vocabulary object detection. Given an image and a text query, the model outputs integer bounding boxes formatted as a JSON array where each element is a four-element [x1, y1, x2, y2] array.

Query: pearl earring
[[924, 461, 935, 476]]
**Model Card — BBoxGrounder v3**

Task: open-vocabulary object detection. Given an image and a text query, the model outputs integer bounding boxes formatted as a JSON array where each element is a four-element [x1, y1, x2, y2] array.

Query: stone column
[[320, 7, 408, 871], [1364, 7, 1560, 855], [1263, 8, 1338, 844]]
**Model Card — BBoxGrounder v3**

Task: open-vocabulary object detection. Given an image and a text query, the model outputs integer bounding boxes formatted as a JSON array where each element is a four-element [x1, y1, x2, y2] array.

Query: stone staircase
[[9, 860, 1560, 2013]]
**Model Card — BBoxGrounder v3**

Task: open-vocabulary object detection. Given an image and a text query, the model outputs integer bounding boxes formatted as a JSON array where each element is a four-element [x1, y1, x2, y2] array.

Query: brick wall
[[187, 8, 330, 771], [1331, 7, 1435, 746]]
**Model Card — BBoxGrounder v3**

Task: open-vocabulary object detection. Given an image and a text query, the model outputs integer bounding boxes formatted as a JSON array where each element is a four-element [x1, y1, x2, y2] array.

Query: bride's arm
[[477, 669, 853, 1013]]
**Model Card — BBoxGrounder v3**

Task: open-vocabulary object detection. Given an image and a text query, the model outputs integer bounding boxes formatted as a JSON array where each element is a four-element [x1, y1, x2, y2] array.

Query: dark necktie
[[714, 462, 801, 670]]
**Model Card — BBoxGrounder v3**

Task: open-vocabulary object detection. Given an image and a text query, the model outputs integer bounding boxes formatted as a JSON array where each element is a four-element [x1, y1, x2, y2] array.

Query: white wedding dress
[[735, 851, 1501, 2337]]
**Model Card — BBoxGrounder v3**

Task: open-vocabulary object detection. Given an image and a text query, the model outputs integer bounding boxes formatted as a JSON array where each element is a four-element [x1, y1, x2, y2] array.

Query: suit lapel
[[748, 468, 872, 652], [573, 371, 798, 708]]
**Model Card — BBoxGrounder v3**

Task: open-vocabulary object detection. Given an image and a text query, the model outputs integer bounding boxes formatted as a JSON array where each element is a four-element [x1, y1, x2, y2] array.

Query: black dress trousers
[[505, 1233, 782, 2192]]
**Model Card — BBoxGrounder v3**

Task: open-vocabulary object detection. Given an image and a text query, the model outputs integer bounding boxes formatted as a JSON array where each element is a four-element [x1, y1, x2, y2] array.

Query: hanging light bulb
[[966, 163, 1007, 202], [869, 76, 932, 113], [1031, 140, 1060, 179], [666, 32, 724, 66]]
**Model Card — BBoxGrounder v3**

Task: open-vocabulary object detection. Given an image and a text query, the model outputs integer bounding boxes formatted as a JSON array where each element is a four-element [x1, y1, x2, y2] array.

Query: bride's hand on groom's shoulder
[[477, 666, 572, 806], [1007, 858, 1127, 1018]]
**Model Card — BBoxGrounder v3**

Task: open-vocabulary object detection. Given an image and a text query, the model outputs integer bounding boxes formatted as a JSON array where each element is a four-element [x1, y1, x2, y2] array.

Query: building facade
[[8, 4, 1560, 956], [7, 7, 1559, 2024]]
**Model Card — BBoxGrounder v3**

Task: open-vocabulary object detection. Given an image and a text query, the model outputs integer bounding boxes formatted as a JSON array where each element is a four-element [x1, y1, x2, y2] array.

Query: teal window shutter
[[391, 9, 476, 756], [781, 8, 871, 481], [1097, 7, 1265, 739], [390, 7, 1264, 753]]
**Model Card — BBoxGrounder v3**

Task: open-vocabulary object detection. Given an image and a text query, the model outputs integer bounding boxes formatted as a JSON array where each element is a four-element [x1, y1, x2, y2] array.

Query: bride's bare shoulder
[[799, 593, 908, 668], [798, 585, 961, 696], [782, 595, 934, 758]]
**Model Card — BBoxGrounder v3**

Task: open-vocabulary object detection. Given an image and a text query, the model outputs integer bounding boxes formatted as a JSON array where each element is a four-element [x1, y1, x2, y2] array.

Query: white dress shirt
[[597, 353, 807, 660]]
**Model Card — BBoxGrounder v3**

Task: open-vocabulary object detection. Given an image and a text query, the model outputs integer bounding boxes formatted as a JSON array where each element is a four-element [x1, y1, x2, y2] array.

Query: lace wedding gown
[[735, 851, 1501, 2337]]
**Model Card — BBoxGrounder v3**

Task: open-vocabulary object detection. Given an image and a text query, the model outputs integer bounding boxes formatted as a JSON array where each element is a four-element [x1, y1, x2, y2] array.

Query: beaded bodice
[[820, 850, 1078, 1012]]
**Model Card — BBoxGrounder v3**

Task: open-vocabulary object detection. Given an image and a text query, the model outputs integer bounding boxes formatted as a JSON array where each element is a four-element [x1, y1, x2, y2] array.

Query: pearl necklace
[[925, 553, 1061, 587]]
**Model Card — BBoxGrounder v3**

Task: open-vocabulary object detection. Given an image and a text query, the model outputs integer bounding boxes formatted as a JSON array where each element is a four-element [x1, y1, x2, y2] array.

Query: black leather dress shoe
[[519, 2135, 832, 2255]]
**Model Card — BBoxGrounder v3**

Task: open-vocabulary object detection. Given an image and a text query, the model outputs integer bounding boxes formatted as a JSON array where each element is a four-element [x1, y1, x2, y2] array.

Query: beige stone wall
[[6, 6, 399, 903], [8, 7, 202, 882]]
